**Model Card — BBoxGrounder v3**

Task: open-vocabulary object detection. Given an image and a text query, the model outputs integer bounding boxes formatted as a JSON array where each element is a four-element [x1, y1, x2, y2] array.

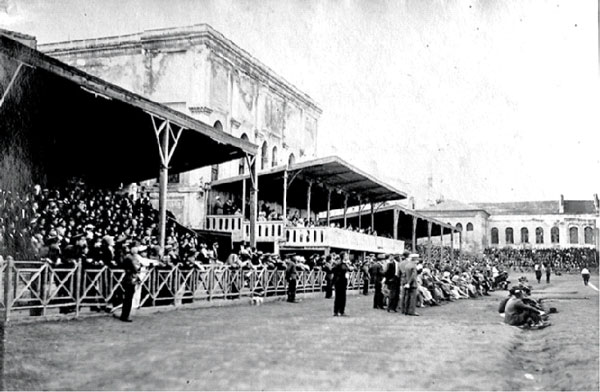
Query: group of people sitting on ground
[[498, 277, 555, 329]]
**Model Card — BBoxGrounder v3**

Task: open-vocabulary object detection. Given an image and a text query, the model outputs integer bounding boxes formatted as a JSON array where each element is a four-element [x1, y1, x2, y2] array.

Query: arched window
[[505, 228, 514, 244], [213, 121, 223, 132], [288, 153, 296, 166], [584, 227, 594, 244], [520, 227, 529, 243], [569, 227, 579, 244], [535, 227, 544, 244], [238, 133, 249, 175], [491, 228, 499, 244], [261, 141, 268, 170], [456, 223, 463, 232], [551, 227, 559, 244], [271, 146, 278, 167], [466, 222, 473, 231]]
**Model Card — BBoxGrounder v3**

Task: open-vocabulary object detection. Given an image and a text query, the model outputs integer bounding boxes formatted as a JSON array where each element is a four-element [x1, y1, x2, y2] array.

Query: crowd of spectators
[[483, 247, 598, 272], [0, 180, 219, 269]]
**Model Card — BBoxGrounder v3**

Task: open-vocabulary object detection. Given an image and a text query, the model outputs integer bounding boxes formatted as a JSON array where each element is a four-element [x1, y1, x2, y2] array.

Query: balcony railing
[[206, 215, 404, 253]]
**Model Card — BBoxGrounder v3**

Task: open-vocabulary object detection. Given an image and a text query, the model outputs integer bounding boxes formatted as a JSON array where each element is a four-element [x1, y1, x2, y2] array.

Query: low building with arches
[[418, 195, 600, 254]]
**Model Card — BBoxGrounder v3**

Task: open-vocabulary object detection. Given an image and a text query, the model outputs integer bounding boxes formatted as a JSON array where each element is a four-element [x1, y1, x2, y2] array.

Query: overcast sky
[[2, 0, 599, 204]]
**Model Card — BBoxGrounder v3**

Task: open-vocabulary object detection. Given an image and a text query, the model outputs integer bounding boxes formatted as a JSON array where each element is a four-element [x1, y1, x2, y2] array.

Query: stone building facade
[[418, 195, 600, 253], [40, 24, 322, 228]]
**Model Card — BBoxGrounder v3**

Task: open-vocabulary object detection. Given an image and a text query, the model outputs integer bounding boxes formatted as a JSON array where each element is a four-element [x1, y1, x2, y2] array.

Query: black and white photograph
[[0, 0, 598, 390]]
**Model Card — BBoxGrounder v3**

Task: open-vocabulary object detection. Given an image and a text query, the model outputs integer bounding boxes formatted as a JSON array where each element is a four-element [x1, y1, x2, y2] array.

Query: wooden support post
[[241, 178, 246, 219], [249, 156, 258, 248], [306, 181, 312, 223], [326, 189, 332, 226], [370, 202, 375, 232], [427, 221, 432, 264], [393, 209, 399, 240], [283, 169, 288, 229], [358, 196, 362, 230], [440, 228, 444, 264], [343, 195, 348, 228], [412, 216, 417, 253], [450, 231, 455, 263], [158, 123, 169, 252]]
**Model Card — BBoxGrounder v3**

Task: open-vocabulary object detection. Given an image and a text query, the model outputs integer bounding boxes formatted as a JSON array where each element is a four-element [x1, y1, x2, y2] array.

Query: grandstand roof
[[0, 34, 257, 185], [210, 156, 407, 211]]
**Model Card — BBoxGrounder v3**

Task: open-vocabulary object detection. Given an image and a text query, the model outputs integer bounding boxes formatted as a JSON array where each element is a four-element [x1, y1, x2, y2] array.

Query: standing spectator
[[369, 255, 385, 309], [332, 253, 351, 316], [581, 266, 591, 286], [322, 255, 334, 299], [384, 255, 400, 313], [285, 255, 298, 303], [119, 243, 141, 323], [400, 254, 420, 316], [361, 257, 370, 295], [534, 262, 542, 284], [544, 262, 551, 284]]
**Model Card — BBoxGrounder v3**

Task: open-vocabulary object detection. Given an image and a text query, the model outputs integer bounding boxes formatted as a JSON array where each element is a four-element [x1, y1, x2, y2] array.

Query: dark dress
[[333, 262, 350, 315]]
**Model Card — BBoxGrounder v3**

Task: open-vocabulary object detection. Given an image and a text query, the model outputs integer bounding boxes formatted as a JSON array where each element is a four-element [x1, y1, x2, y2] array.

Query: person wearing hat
[[360, 256, 371, 295], [369, 255, 385, 309], [285, 255, 298, 303], [384, 254, 401, 312], [322, 255, 335, 299], [504, 286, 546, 327], [119, 242, 142, 322], [332, 252, 353, 316], [400, 253, 420, 316]]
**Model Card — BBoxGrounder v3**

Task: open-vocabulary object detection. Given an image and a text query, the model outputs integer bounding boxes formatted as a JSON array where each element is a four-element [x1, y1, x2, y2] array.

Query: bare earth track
[[5, 273, 599, 390]]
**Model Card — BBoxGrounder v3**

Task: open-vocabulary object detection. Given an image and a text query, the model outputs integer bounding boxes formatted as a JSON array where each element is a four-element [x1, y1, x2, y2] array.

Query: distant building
[[41, 24, 321, 228], [418, 195, 600, 253]]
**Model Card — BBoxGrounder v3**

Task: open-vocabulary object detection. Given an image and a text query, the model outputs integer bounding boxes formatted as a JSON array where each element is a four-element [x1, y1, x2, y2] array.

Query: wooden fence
[[1, 260, 367, 321]]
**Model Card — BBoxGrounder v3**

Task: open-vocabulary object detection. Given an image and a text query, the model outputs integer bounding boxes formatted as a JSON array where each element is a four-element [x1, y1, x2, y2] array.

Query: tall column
[[158, 124, 169, 252], [282, 170, 288, 229], [450, 231, 455, 262], [427, 221, 432, 264], [439, 228, 444, 264], [249, 156, 258, 247], [392, 209, 399, 240], [326, 189, 332, 226], [241, 178, 246, 218], [306, 181, 312, 222], [370, 202, 375, 232], [343, 195, 348, 228], [358, 196, 362, 230], [459, 231, 462, 257], [412, 216, 417, 253]]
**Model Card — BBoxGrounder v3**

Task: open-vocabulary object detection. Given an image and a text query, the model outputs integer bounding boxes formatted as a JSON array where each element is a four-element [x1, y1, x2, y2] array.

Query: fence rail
[[1, 260, 367, 321]]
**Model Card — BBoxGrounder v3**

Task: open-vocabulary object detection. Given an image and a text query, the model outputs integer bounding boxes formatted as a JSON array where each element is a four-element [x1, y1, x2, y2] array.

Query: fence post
[[42, 264, 48, 317], [208, 267, 214, 302], [4, 258, 12, 323], [75, 261, 82, 317]]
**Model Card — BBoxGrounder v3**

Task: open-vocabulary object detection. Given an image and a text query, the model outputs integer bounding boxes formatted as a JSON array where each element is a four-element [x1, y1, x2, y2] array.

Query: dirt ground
[[5, 272, 599, 391]]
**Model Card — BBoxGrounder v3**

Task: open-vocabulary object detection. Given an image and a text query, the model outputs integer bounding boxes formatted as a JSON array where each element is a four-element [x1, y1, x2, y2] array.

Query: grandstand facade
[[41, 24, 322, 229], [417, 195, 600, 254]]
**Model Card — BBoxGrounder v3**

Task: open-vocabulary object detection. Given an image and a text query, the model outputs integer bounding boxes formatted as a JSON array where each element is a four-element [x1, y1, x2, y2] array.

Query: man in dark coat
[[369, 255, 385, 309], [119, 243, 141, 322], [285, 256, 298, 303], [400, 253, 419, 316], [361, 257, 371, 295], [384, 255, 401, 312], [322, 255, 334, 299], [333, 253, 351, 316]]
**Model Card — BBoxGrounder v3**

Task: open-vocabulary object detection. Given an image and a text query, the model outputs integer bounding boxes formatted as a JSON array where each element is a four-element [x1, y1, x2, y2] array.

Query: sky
[[2, 0, 599, 205]]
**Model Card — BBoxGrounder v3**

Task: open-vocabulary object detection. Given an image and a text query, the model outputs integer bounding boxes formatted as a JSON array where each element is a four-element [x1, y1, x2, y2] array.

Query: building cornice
[[40, 24, 322, 115]]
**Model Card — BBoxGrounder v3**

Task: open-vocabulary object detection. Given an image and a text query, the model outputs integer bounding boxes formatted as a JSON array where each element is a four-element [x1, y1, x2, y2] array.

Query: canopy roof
[[0, 34, 257, 187], [325, 204, 457, 239], [211, 156, 407, 212]]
